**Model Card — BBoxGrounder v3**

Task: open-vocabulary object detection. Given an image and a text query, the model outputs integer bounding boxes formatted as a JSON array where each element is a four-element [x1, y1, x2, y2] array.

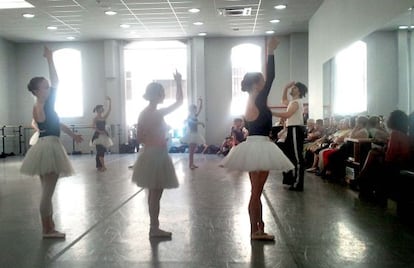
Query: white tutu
[[221, 136, 294, 172], [90, 134, 113, 148], [132, 146, 179, 189], [29, 131, 39, 146], [21, 136, 74, 178], [180, 132, 205, 145]]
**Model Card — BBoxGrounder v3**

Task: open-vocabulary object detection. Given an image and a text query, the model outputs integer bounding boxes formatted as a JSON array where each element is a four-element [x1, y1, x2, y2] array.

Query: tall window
[[333, 41, 367, 115], [124, 41, 188, 138], [231, 44, 261, 116], [53, 49, 83, 117]]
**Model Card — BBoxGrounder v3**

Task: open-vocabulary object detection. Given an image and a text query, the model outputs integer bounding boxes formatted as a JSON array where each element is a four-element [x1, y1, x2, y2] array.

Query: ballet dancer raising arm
[[132, 70, 183, 238]]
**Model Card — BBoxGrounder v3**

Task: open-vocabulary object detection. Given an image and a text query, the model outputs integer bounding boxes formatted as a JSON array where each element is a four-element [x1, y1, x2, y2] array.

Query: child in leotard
[[132, 71, 183, 238], [21, 46, 83, 239], [91, 96, 113, 171], [180, 98, 205, 169]]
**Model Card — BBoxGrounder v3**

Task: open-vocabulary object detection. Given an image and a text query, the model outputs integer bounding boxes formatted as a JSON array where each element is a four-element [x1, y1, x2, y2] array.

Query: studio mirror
[[322, 7, 414, 120]]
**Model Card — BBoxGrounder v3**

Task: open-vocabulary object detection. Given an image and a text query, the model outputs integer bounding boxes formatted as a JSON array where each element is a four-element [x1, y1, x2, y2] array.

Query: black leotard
[[37, 87, 60, 137], [245, 55, 275, 136], [92, 119, 109, 141]]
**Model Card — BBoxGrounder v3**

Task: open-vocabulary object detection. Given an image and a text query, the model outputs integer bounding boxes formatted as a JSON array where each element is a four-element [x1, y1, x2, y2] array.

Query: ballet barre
[[1, 125, 23, 158]]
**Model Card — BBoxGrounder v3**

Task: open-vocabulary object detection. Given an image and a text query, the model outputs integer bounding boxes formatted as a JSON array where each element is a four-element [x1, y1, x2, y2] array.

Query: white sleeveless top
[[286, 98, 304, 126]]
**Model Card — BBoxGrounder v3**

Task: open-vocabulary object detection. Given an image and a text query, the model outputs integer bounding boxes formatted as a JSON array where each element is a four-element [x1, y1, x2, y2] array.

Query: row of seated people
[[272, 112, 414, 214], [300, 111, 414, 214]]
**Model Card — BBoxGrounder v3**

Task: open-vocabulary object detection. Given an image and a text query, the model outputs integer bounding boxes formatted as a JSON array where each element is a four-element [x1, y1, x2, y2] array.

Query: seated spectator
[[326, 116, 341, 136], [217, 136, 233, 156], [409, 112, 414, 155], [231, 118, 248, 146], [305, 118, 315, 136], [305, 119, 324, 143], [358, 110, 411, 204], [321, 116, 369, 182], [306, 118, 351, 173], [367, 116, 389, 147]]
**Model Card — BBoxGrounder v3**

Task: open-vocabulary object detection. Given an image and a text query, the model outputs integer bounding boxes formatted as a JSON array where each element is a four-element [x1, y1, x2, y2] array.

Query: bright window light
[[53, 49, 83, 117], [124, 41, 188, 140], [0, 0, 34, 9], [333, 41, 367, 115], [230, 44, 262, 116]]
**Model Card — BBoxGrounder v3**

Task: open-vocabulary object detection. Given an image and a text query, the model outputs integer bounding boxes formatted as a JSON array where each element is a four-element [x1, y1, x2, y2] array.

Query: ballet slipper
[[43, 230, 66, 239], [251, 230, 275, 241], [149, 228, 172, 238]]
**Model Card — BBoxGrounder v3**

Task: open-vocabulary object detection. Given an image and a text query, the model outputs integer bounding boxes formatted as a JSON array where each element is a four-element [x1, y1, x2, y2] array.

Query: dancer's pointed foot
[[149, 228, 172, 238], [251, 230, 275, 241], [43, 230, 66, 239]]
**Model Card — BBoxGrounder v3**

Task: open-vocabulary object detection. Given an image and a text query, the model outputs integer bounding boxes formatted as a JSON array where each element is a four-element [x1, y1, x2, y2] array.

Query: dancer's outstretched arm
[[196, 98, 203, 116], [103, 96, 112, 119], [160, 70, 183, 116], [44, 46, 58, 89], [281, 81, 295, 106], [60, 123, 83, 143], [271, 101, 299, 119]]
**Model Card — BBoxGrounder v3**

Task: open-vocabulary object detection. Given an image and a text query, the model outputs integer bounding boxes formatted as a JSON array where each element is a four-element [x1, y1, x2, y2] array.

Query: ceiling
[[382, 7, 414, 31], [0, 0, 324, 42]]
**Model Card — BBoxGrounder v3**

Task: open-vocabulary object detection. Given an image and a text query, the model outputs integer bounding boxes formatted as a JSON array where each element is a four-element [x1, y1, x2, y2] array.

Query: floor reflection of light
[[336, 222, 367, 261], [174, 160, 186, 184], [235, 173, 255, 261]]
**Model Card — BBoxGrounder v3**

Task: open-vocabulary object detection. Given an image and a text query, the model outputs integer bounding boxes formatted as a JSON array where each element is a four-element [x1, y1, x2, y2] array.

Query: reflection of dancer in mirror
[[181, 98, 205, 169], [221, 37, 294, 241], [132, 71, 183, 238], [20, 46, 83, 239], [91, 96, 113, 172]]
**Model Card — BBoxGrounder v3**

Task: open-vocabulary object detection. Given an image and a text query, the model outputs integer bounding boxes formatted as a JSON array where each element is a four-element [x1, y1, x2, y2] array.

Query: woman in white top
[[272, 81, 308, 191]]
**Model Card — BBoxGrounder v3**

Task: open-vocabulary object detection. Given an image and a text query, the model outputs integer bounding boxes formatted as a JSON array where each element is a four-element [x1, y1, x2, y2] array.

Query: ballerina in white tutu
[[132, 70, 183, 238], [180, 98, 205, 169], [20, 46, 83, 239], [91, 96, 113, 172], [221, 37, 294, 241]]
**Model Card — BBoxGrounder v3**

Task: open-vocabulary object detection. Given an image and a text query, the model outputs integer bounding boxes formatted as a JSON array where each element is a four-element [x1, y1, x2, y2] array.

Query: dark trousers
[[96, 145, 106, 168], [284, 126, 305, 188]]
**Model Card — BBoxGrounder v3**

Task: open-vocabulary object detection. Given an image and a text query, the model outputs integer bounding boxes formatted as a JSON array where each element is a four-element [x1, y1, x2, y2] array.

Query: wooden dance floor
[[1, 153, 414, 267]]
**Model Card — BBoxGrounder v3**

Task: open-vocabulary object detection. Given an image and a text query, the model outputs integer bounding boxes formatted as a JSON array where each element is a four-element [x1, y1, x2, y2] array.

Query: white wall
[[309, 0, 414, 118], [323, 31, 399, 117], [364, 31, 399, 116], [0, 38, 16, 124], [398, 30, 414, 113]]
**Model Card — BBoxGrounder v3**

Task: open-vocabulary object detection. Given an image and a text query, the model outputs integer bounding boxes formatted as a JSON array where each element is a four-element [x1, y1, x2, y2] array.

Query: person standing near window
[[180, 98, 205, 169], [132, 71, 183, 238], [221, 37, 294, 240]]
